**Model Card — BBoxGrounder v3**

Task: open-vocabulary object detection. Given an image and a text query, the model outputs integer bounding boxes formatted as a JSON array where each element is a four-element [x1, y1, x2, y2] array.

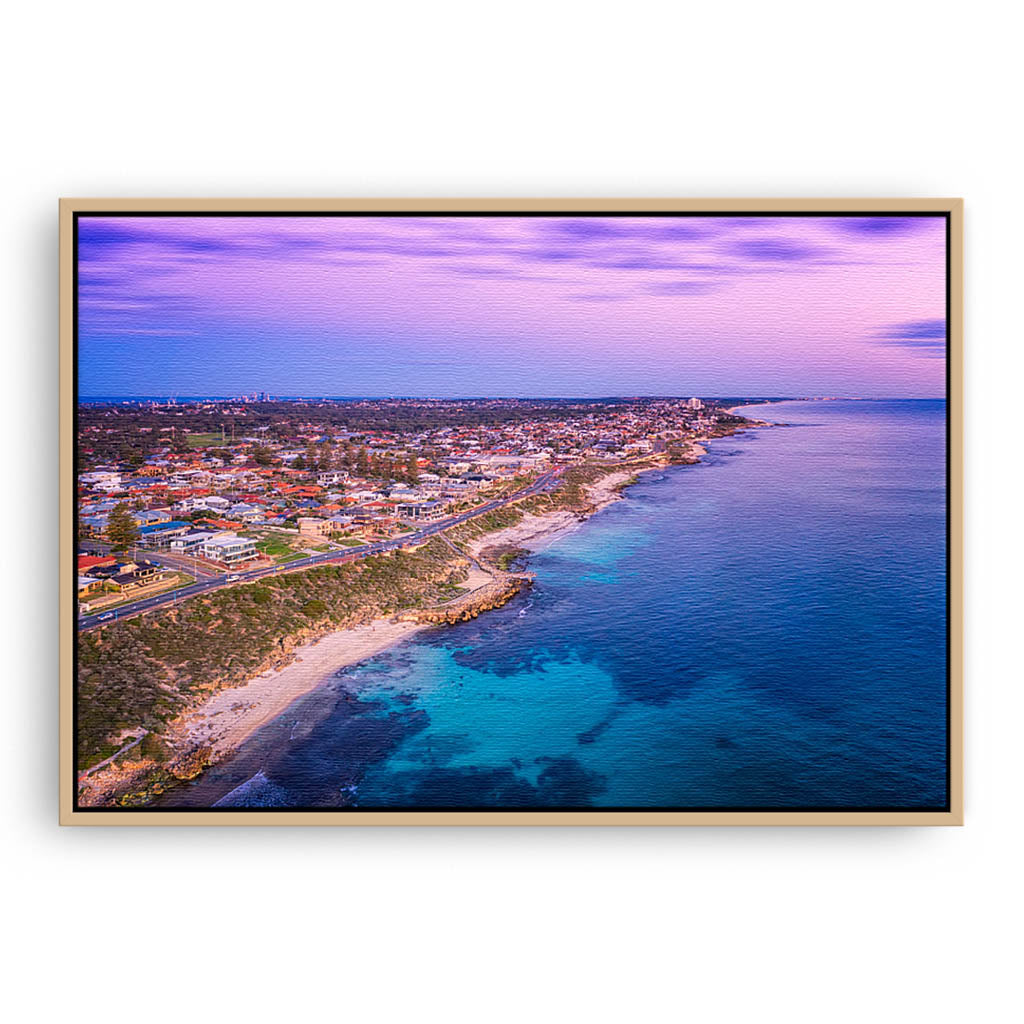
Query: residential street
[[77, 467, 562, 631]]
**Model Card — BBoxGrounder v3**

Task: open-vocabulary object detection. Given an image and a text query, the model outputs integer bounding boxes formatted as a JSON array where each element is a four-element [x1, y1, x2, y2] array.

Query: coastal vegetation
[[106, 502, 140, 551], [77, 537, 468, 767]]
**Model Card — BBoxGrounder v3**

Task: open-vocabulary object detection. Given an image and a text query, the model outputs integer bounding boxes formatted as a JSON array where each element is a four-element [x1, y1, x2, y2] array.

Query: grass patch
[[184, 432, 225, 447], [248, 533, 306, 563]]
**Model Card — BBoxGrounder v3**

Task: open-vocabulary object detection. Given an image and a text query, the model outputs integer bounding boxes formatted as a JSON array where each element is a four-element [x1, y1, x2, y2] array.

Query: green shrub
[[139, 733, 170, 761]]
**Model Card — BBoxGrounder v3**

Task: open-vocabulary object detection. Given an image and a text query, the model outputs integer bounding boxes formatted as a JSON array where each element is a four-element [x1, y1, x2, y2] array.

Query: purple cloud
[[873, 318, 946, 357], [833, 217, 940, 237], [649, 281, 721, 296], [879, 318, 946, 340], [730, 238, 833, 263]]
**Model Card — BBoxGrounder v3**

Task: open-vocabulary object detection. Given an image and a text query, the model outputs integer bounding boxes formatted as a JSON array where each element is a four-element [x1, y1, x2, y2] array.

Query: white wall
[[4, 2, 1020, 1021]]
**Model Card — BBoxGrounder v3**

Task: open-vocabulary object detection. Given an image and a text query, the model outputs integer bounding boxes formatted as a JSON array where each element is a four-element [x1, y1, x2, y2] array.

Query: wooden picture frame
[[60, 198, 963, 825]]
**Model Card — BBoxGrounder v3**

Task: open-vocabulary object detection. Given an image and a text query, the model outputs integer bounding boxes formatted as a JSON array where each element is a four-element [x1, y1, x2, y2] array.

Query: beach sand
[[467, 464, 666, 557], [169, 619, 430, 756], [168, 463, 675, 762]]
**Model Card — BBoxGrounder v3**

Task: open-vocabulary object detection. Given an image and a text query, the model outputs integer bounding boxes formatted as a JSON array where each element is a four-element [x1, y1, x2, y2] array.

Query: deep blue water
[[167, 400, 948, 809]]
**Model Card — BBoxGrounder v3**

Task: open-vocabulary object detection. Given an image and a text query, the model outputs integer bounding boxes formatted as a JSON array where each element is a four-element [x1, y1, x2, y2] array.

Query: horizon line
[[77, 393, 947, 402]]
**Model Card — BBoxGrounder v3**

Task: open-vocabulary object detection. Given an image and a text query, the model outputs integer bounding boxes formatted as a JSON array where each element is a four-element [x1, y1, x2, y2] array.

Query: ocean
[[164, 400, 949, 810]]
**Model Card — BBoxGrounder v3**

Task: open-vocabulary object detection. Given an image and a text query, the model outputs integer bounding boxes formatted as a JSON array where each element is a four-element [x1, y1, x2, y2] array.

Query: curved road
[[78, 468, 563, 632]]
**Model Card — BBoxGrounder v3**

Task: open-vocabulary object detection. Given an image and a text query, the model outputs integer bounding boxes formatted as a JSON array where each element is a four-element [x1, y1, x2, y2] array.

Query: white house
[[198, 534, 257, 566], [317, 470, 348, 486]]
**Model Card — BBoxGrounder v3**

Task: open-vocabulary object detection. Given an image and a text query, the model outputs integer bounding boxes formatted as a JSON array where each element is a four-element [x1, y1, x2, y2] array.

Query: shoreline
[[466, 462, 674, 557], [171, 464, 673, 764], [81, 430, 758, 805], [165, 619, 432, 759]]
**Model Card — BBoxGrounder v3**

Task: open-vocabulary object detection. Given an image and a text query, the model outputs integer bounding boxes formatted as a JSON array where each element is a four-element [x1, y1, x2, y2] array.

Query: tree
[[406, 459, 420, 485], [253, 445, 274, 467], [107, 502, 139, 552], [356, 446, 370, 477]]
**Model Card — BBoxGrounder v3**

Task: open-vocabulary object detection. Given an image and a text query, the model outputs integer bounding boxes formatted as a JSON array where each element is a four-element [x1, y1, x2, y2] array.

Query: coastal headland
[[76, 402, 767, 807]]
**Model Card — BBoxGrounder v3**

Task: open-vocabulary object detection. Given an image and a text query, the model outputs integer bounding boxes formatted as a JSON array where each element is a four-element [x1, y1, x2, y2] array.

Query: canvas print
[[69, 208, 953, 816]]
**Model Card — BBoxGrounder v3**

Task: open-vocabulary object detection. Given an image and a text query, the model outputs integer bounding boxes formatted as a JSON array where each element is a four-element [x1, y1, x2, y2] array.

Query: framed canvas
[[59, 198, 963, 825]]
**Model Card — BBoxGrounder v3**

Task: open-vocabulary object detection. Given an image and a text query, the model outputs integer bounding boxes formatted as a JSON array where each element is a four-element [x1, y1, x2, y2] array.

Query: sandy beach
[[166, 462, 688, 765], [168, 619, 430, 756], [468, 463, 672, 557]]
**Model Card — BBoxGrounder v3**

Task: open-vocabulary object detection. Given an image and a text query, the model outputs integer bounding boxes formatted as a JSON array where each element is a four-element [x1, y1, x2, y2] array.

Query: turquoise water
[[167, 400, 948, 810]]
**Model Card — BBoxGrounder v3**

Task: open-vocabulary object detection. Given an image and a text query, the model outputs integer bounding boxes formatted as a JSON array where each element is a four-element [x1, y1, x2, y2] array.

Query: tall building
[[687, 397, 703, 410]]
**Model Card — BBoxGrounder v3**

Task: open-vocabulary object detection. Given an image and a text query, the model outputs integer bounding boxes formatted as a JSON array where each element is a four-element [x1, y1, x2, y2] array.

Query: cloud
[[832, 217, 941, 237], [873, 318, 946, 356], [649, 281, 721, 295], [878, 318, 946, 340], [443, 264, 522, 277], [521, 247, 587, 263], [730, 237, 834, 263], [543, 219, 625, 240], [589, 255, 724, 272]]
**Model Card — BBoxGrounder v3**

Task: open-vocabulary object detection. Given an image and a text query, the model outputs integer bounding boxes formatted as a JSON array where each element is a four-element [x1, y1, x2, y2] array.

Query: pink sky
[[78, 214, 947, 397]]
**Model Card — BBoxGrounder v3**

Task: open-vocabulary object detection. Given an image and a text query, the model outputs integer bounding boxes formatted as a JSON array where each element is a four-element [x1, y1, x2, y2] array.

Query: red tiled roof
[[78, 554, 116, 570]]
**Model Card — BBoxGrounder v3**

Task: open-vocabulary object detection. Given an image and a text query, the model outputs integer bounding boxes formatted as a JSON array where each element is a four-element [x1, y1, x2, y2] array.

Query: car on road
[[226, 574, 241, 582], [98, 612, 114, 621]]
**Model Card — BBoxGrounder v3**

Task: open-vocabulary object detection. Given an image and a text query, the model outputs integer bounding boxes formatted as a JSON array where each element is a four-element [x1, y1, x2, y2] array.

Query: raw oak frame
[[59, 197, 964, 826]]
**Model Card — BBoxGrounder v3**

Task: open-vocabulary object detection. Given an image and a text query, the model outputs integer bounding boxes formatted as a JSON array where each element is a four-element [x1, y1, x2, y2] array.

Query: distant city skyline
[[77, 214, 947, 399]]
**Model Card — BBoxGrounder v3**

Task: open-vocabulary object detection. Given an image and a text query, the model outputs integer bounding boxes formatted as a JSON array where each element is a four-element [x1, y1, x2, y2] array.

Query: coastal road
[[77, 467, 564, 632]]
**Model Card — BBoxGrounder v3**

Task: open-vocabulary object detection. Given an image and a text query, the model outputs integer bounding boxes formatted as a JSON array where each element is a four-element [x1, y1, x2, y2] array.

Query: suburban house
[[396, 500, 450, 522], [298, 517, 334, 538], [78, 470, 123, 491], [78, 554, 117, 573], [107, 559, 173, 593], [441, 478, 480, 499], [132, 508, 174, 527], [316, 470, 348, 486], [137, 520, 191, 548], [79, 514, 109, 538], [345, 507, 384, 527], [172, 494, 230, 514], [227, 503, 266, 523], [197, 534, 258, 566], [387, 486, 419, 503], [171, 529, 226, 554]]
